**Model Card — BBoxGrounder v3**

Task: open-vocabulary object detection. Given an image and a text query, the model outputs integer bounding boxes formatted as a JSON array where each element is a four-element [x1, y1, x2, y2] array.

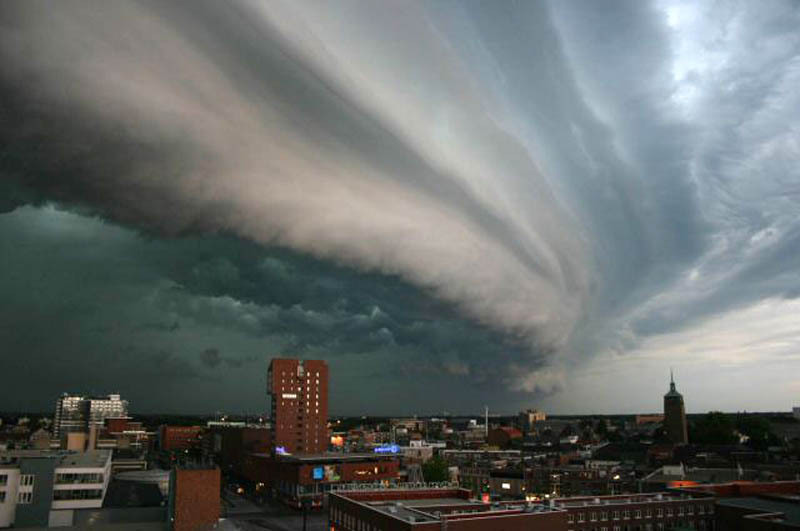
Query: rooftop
[[554, 492, 710, 508], [717, 496, 800, 525], [251, 452, 397, 463], [0, 449, 111, 469], [333, 488, 562, 525]]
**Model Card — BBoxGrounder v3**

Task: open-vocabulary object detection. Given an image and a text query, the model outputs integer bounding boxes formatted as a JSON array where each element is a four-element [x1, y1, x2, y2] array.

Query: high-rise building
[[267, 358, 328, 454], [53, 393, 128, 440], [663, 371, 688, 445]]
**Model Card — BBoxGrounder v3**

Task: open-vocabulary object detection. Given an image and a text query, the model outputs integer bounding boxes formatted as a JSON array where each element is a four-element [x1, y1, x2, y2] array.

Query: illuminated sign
[[312, 467, 324, 480], [275, 446, 288, 455], [373, 444, 399, 454], [501, 482, 511, 490], [282, 393, 297, 399]]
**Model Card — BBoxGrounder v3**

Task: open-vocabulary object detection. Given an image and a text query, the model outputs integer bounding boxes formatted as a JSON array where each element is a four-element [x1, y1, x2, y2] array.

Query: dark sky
[[1, 1, 799, 415]]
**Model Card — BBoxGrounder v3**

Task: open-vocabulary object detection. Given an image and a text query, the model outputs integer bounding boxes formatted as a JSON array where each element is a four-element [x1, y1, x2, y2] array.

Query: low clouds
[[1, 1, 799, 412]]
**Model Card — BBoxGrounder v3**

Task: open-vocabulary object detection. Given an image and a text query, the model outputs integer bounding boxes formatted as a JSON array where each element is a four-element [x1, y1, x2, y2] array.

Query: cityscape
[[3, 1, 800, 530], [2, 361, 800, 530]]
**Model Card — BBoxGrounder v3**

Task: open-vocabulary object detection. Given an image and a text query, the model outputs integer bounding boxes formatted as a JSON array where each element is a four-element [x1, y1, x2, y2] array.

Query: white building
[[54, 393, 129, 439], [0, 450, 112, 528]]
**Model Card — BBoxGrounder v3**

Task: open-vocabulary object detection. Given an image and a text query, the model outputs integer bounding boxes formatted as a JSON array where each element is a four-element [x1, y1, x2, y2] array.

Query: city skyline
[[2, 1, 800, 415]]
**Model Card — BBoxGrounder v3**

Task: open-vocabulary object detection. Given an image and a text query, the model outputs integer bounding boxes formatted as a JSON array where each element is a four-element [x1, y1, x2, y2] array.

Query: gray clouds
[[1, 0, 799, 412]]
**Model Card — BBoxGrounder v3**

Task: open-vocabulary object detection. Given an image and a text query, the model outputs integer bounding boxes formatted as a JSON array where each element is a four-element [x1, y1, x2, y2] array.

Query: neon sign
[[373, 444, 399, 454]]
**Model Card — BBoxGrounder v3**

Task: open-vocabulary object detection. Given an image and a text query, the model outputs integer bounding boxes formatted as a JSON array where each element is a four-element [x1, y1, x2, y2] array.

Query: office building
[[329, 487, 566, 530], [0, 449, 112, 528], [518, 409, 546, 432], [53, 394, 128, 440], [242, 452, 399, 509], [556, 492, 715, 531], [663, 372, 688, 445], [267, 358, 328, 454]]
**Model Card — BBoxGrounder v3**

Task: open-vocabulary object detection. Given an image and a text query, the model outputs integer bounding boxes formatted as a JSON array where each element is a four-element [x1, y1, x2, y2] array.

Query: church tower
[[663, 370, 688, 444]]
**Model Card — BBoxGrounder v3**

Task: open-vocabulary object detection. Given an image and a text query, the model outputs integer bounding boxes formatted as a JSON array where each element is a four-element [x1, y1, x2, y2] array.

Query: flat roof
[[554, 492, 706, 508], [57, 450, 111, 468], [334, 489, 562, 524], [0, 450, 110, 469], [717, 497, 800, 525], [251, 452, 397, 463]]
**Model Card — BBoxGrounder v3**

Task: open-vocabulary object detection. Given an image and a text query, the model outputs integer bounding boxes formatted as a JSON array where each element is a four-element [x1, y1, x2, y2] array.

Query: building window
[[0, 491, 5, 503], [53, 489, 103, 501], [657, 508, 663, 517], [623, 510, 630, 519], [666, 508, 673, 517], [635, 510, 641, 519], [646, 509, 652, 518], [18, 491, 33, 504], [0, 475, 7, 486], [613, 511, 620, 520], [601, 511, 608, 521], [568, 514, 574, 523], [687, 505, 694, 515], [20, 475, 35, 487]]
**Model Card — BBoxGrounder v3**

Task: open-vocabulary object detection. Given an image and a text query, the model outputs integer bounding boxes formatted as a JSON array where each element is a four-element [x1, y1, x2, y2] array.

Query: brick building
[[664, 372, 688, 445], [268, 358, 329, 454], [241, 452, 399, 509], [207, 425, 272, 476], [556, 491, 715, 531], [679, 480, 800, 530], [329, 487, 566, 530], [159, 425, 204, 452], [487, 427, 523, 449], [167, 466, 220, 531]]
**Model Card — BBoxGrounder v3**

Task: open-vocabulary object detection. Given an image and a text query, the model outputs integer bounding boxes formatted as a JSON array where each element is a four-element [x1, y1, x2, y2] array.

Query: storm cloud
[[1, 0, 799, 413]]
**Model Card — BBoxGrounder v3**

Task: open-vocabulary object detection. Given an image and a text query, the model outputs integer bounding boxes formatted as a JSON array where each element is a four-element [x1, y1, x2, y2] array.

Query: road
[[221, 491, 328, 531]]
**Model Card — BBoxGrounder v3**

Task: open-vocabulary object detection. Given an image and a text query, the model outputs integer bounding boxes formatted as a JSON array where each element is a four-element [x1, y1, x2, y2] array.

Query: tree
[[691, 412, 737, 445], [736, 415, 780, 450], [422, 456, 450, 482]]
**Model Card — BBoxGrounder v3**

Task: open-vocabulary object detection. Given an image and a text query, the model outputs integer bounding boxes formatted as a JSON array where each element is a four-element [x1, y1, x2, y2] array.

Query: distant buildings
[[488, 427, 523, 449], [663, 372, 688, 445], [53, 393, 128, 440], [158, 425, 204, 452], [793, 407, 800, 421], [267, 358, 328, 455], [518, 409, 547, 433]]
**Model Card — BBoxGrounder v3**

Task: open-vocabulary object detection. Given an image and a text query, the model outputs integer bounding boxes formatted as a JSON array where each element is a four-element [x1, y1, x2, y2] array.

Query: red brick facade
[[170, 468, 220, 531], [160, 425, 204, 451], [268, 358, 329, 454]]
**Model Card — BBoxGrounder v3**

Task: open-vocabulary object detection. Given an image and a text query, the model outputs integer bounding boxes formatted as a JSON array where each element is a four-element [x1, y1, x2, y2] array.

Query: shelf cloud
[[1, 0, 799, 412]]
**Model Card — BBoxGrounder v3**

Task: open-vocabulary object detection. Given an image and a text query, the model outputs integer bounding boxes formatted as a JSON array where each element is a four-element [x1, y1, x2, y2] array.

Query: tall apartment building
[[267, 358, 328, 455], [53, 394, 128, 439], [663, 372, 688, 445]]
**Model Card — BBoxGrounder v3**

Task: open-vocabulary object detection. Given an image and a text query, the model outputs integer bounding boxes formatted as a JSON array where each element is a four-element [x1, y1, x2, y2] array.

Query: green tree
[[422, 456, 450, 482]]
